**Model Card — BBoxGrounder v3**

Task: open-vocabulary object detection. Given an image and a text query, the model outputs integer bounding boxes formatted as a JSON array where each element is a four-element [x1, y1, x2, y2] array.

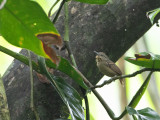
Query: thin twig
[[28, 50, 40, 120], [48, 0, 60, 17], [52, 0, 66, 24], [93, 68, 160, 89], [28, 50, 34, 110]]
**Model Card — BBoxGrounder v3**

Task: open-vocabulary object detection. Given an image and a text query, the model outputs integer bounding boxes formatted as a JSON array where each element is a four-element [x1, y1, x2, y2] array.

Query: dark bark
[[2, 50, 68, 120], [2, 0, 160, 119], [56, 0, 160, 85]]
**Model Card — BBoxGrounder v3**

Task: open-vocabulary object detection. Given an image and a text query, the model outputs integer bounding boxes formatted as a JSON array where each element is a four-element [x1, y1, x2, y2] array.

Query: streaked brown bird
[[94, 51, 123, 84]]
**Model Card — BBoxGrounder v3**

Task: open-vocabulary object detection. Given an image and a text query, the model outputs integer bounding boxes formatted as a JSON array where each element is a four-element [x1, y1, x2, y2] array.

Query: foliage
[[125, 52, 160, 119], [0, 0, 160, 120], [0, 0, 63, 64], [126, 106, 160, 120], [38, 56, 85, 120], [147, 8, 160, 24], [125, 52, 160, 68]]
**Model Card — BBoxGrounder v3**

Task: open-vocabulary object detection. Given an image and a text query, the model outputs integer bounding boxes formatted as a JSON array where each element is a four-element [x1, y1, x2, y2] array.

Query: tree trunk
[[2, 0, 160, 119]]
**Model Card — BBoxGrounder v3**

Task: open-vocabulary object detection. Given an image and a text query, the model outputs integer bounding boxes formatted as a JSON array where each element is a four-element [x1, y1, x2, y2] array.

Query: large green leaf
[[146, 8, 160, 24], [53, 76, 84, 120], [125, 52, 160, 68], [0, 0, 61, 62], [73, 0, 108, 4], [46, 57, 88, 90], [126, 106, 160, 120], [38, 56, 85, 120]]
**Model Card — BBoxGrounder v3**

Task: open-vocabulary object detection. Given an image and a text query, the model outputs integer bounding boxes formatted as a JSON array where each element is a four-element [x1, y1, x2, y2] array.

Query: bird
[[94, 51, 123, 84]]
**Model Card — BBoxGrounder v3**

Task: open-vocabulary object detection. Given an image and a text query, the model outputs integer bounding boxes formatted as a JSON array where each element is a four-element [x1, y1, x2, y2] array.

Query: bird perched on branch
[[94, 51, 123, 84]]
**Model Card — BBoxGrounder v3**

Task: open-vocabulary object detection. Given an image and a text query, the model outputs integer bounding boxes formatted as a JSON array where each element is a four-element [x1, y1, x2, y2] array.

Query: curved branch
[[93, 68, 160, 89]]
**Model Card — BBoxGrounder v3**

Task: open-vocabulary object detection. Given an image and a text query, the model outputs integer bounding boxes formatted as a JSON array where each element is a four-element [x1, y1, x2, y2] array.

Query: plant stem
[[52, 0, 66, 24], [76, 71, 119, 119], [48, 0, 60, 17], [0, 45, 40, 73], [28, 50, 34, 110], [28, 50, 40, 120]]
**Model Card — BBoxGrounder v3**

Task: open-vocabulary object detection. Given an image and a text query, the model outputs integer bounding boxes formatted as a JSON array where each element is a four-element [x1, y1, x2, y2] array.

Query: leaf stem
[[28, 50, 34, 110], [0, 45, 40, 73], [48, 0, 60, 17], [52, 0, 66, 24], [28, 50, 40, 120]]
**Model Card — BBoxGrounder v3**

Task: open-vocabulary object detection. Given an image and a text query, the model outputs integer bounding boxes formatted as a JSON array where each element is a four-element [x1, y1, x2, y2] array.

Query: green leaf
[[138, 108, 160, 120], [132, 115, 138, 120], [53, 76, 84, 120], [125, 52, 160, 68], [126, 106, 137, 115], [38, 56, 85, 120], [147, 8, 160, 24], [46, 57, 88, 90], [73, 0, 108, 4], [0, 0, 62, 61], [126, 107, 160, 120], [128, 72, 152, 108]]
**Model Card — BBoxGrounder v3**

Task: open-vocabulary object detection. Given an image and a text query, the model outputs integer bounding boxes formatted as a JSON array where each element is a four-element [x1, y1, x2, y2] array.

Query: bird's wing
[[107, 60, 122, 75]]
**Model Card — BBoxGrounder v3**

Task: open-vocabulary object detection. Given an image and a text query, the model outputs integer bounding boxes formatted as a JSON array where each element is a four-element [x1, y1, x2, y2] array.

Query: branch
[[48, 0, 60, 17], [0, 45, 40, 73], [52, 0, 66, 24], [93, 68, 160, 89]]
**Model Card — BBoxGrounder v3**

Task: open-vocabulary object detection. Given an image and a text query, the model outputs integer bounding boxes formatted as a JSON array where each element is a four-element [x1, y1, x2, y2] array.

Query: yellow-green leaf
[[125, 52, 160, 68], [0, 0, 62, 63]]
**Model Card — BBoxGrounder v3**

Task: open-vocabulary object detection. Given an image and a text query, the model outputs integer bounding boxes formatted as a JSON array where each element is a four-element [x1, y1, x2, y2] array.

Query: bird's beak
[[94, 51, 99, 55]]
